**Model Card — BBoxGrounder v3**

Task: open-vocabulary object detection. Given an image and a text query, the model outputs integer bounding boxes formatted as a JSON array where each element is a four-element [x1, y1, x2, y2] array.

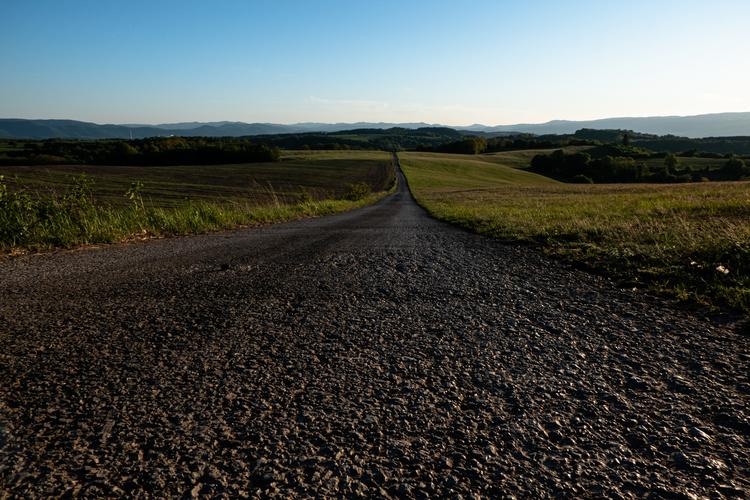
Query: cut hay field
[[0, 150, 396, 253], [1, 150, 394, 209], [399, 150, 750, 317]]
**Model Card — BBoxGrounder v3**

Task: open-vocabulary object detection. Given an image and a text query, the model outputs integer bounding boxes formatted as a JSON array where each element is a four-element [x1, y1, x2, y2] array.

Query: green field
[[400, 150, 750, 317], [0, 150, 396, 253], [397, 151, 560, 189]]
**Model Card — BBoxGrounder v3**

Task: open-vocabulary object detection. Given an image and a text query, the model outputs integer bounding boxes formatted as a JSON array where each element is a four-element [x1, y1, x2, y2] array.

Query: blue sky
[[2, 0, 749, 126]]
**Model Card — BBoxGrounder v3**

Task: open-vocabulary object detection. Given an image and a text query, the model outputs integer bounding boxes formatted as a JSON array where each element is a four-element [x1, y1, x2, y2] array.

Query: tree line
[[248, 127, 465, 152], [567, 129, 750, 156], [415, 134, 598, 155], [417, 128, 750, 158], [0, 136, 281, 166], [0, 127, 478, 165], [529, 149, 749, 184], [4, 126, 750, 171]]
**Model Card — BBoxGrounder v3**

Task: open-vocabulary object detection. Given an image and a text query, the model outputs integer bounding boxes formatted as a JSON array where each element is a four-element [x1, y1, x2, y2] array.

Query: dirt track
[[0, 156, 748, 499]]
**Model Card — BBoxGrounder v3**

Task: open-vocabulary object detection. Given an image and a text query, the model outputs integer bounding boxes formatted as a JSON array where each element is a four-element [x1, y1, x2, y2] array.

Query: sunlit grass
[[397, 151, 560, 190], [400, 153, 750, 315]]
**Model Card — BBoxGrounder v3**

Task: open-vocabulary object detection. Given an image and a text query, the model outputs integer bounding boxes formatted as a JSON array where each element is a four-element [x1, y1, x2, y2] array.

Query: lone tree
[[622, 133, 630, 147], [723, 154, 746, 174], [664, 153, 680, 172]]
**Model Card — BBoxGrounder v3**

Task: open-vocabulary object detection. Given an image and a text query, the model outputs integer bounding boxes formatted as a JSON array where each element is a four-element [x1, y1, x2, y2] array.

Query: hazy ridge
[[2, 112, 749, 140]]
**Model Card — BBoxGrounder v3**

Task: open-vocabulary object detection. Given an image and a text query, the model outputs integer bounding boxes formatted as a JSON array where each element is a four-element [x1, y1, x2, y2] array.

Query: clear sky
[[2, 0, 749, 126]]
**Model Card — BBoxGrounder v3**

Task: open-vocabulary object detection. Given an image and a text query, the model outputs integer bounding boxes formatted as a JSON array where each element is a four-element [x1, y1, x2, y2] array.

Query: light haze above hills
[[1, 112, 749, 141]]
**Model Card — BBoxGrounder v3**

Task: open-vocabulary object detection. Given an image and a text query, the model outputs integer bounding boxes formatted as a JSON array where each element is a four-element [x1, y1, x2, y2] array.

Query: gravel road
[[1, 156, 749, 499]]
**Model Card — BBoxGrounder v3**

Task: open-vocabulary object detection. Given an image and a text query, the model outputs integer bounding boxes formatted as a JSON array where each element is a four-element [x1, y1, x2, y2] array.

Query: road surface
[[0, 156, 748, 499]]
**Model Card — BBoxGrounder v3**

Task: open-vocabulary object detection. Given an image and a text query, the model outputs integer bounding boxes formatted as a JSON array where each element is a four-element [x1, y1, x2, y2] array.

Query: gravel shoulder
[[0, 158, 748, 499]]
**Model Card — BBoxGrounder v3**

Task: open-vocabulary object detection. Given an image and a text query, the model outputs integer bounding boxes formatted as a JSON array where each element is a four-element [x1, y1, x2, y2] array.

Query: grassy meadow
[[397, 151, 561, 189], [0, 150, 396, 253], [399, 150, 750, 316]]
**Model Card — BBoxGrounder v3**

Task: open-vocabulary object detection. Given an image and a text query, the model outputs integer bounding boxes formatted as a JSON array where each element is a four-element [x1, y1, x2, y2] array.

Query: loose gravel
[[0, 158, 748, 499]]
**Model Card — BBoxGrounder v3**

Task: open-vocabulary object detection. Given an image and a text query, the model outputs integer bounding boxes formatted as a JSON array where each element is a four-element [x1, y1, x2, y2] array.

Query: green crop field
[[400, 151, 750, 317], [0, 150, 396, 253]]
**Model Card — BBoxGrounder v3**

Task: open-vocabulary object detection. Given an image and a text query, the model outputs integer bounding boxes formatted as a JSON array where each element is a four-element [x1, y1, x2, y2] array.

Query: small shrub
[[295, 185, 313, 204], [125, 182, 144, 210], [0, 173, 108, 250], [572, 174, 594, 184], [341, 182, 371, 201]]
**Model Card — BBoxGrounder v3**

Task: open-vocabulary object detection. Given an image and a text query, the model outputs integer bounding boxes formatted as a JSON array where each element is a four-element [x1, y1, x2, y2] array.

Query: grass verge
[[399, 152, 750, 317]]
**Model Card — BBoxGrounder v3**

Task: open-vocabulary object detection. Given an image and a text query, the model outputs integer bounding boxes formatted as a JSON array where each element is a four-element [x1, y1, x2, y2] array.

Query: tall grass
[[400, 156, 750, 316], [0, 173, 394, 254]]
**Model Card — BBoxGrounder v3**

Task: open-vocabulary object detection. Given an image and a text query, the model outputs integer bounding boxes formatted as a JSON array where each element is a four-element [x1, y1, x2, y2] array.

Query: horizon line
[[3, 110, 750, 129]]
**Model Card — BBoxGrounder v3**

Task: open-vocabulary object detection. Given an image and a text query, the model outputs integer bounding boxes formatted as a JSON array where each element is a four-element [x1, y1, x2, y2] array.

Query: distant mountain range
[[481, 112, 750, 138], [2, 112, 749, 140]]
